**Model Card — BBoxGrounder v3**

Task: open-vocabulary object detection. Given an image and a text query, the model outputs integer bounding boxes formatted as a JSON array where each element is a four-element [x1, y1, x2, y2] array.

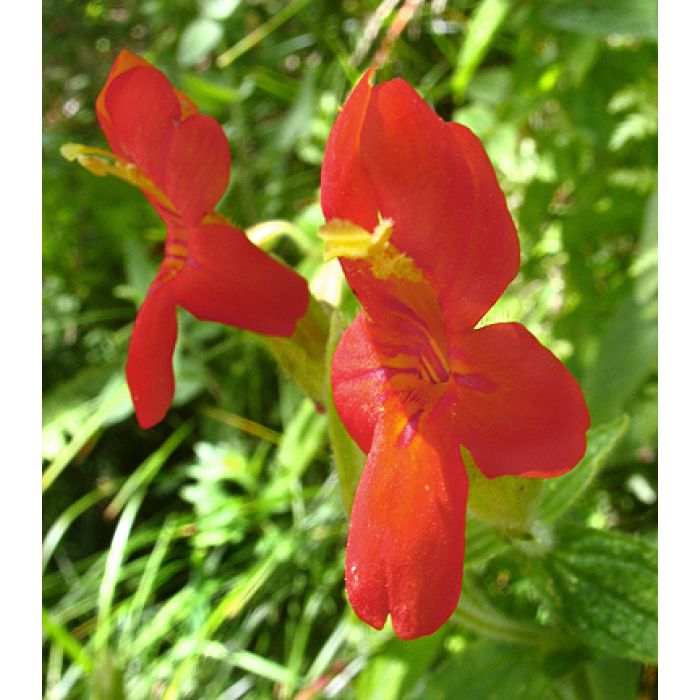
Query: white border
[[658, 2, 699, 696]]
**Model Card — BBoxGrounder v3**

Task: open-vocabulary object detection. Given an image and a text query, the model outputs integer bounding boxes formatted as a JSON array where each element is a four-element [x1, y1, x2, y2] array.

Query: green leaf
[[537, 524, 657, 662], [451, 0, 513, 100], [550, 657, 642, 700], [411, 640, 552, 700], [104, 422, 193, 519], [455, 577, 559, 648], [178, 73, 240, 107], [42, 607, 94, 674], [177, 18, 224, 68], [275, 396, 328, 484], [216, 0, 314, 68], [584, 293, 657, 424], [42, 377, 131, 491], [92, 653, 126, 700], [229, 650, 296, 686], [536, 415, 630, 523], [355, 630, 447, 700], [539, 0, 657, 41], [583, 189, 657, 423], [275, 67, 317, 153]]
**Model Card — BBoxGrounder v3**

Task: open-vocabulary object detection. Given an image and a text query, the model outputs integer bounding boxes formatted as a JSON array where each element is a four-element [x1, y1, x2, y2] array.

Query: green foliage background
[[43, 1, 657, 698]]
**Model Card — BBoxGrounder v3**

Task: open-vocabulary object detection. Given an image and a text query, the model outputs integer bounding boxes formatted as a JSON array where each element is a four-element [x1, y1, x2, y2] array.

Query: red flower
[[91, 50, 308, 428], [320, 73, 590, 639]]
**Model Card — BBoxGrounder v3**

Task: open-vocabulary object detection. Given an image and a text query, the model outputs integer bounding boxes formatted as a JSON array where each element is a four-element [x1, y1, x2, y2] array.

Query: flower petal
[[450, 323, 590, 478], [321, 74, 519, 331], [320, 71, 379, 233], [444, 122, 520, 335], [96, 50, 152, 149], [173, 223, 308, 336], [331, 313, 388, 453], [102, 65, 181, 180], [125, 282, 178, 429], [163, 114, 231, 224], [346, 397, 468, 640]]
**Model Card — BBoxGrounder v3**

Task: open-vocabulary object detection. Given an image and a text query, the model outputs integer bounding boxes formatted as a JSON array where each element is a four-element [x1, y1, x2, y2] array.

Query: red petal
[[321, 74, 519, 330], [331, 313, 388, 454], [444, 122, 520, 335], [346, 397, 468, 639], [125, 282, 178, 429], [331, 306, 450, 454], [163, 114, 231, 224], [320, 71, 379, 233], [96, 50, 151, 149], [173, 223, 308, 336], [102, 65, 181, 181], [449, 323, 590, 478]]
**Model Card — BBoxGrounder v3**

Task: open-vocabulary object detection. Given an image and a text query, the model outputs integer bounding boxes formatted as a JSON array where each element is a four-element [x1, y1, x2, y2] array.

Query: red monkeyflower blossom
[[71, 50, 308, 428], [320, 73, 590, 639]]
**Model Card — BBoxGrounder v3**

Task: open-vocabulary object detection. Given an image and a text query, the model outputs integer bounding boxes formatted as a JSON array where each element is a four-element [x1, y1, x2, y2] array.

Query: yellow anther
[[318, 218, 392, 261], [60, 142, 176, 212], [318, 217, 423, 283]]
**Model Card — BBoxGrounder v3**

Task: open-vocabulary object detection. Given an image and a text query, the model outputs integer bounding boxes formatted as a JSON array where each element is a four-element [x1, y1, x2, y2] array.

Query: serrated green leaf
[[538, 525, 657, 662], [537, 415, 629, 523]]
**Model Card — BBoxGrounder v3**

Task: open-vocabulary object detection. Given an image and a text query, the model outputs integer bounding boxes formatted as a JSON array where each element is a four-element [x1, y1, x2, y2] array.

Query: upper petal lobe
[[162, 114, 231, 225], [321, 73, 519, 330], [102, 65, 181, 179], [320, 72, 379, 233]]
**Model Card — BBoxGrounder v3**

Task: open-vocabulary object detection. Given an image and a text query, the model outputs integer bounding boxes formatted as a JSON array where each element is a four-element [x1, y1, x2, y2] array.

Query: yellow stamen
[[318, 218, 392, 260], [318, 218, 423, 283], [60, 142, 176, 212]]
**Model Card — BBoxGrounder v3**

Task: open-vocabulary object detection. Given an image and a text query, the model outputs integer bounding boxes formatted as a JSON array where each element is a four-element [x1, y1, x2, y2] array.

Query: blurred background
[[43, 1, 657, 698]]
